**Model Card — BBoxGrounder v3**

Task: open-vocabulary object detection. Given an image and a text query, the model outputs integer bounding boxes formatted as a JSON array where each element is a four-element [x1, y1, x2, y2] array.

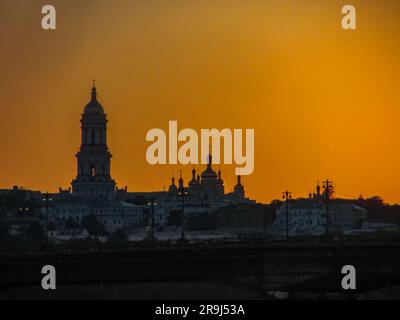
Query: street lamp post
[[18, 207, 30, 247], [147, 198, 158, 240], [42, 192, 52, 249], [178, 187, 188, 242], [282, 190, 292, 240]]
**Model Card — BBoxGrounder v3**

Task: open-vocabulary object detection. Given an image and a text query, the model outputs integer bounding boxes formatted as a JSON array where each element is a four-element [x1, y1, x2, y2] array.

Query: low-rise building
[[273, 199, 368, 236], [44, 199, 145, 232]]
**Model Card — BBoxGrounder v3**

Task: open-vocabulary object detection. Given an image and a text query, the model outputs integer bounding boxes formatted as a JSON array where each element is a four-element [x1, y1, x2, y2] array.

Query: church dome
[[168, 177, 178, 194], [189, 168, 199, 187], [201, 166, 218, 180], [84, 85, 104, 114], [234, 175, 244, 191], [200, 154, 218, 181]]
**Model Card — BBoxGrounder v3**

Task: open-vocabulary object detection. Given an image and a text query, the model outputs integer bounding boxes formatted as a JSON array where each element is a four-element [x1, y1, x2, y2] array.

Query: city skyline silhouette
[[1, 0, 400, 203]]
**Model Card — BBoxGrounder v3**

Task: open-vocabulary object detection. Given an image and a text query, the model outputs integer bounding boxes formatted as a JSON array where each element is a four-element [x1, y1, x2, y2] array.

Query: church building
[[165, 153, 252, 208]]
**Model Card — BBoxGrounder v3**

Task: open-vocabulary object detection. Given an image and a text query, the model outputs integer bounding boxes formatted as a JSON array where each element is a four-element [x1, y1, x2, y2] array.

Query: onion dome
[[189, 167, 198, 187], [201, 154, 218, 181], [84, 81, 104, 114], [178, 170, 184, 190], [234, 175, 244, 191], [168, 176, 178, 193]]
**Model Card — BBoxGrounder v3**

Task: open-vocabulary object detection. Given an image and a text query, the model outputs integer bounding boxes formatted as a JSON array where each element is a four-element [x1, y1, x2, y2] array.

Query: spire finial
[[91, 78, 97, 101]]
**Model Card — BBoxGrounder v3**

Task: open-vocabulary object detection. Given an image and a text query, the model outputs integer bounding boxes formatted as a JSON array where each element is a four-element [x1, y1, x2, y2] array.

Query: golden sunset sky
[[1, 0, 400, 203]]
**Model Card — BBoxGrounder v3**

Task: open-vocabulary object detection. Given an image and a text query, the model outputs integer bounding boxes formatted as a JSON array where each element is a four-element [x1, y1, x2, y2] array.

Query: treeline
[[352, 196, 400, 223]]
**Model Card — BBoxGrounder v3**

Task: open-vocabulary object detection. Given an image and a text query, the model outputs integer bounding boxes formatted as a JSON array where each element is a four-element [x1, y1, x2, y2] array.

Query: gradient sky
[[1, 0, 400, 203]]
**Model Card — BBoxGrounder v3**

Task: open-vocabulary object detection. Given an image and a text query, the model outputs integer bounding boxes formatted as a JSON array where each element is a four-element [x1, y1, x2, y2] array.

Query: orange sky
[[1, 0, 400, 203]]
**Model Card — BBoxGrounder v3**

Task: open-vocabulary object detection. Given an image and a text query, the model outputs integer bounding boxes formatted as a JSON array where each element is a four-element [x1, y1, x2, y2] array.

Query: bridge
[[1, 242, 400, 297]]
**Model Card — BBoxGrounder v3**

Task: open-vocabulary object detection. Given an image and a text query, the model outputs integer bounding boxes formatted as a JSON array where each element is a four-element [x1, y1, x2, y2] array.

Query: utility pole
[[282, 190, 292, 240], [323, 180, 334, 235]]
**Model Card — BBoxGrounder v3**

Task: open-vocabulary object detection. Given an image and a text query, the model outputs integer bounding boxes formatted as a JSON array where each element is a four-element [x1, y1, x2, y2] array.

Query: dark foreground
[[1, 240, 400, 299]]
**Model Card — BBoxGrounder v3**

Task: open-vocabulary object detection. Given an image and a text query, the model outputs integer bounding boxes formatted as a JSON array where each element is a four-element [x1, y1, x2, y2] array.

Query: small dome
[[168, 184, 178, 193], [201, 167, 218, 180], [234, 183, 244, 192], [201, 154, 218, 181], [84, 86, 104, 114], [234, 176, 244, 192]]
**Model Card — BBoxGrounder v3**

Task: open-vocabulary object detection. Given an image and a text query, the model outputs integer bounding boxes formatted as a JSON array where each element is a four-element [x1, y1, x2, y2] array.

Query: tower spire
[[208, 145, 212, 167]]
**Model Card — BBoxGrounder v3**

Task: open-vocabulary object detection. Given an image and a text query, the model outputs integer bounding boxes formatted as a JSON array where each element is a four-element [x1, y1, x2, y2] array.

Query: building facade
[[46, 200, 144, 232], [273, 199, 367, 236]]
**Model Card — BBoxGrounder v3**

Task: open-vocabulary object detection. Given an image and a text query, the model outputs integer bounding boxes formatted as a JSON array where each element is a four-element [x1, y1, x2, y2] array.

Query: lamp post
[[282, 190, 292, 240], [42, 192, 52, 249], [322, 180, 333, 235], [178, 187, 188, 242], [18, 207, 30, 248], [147, 198, 158, 240]]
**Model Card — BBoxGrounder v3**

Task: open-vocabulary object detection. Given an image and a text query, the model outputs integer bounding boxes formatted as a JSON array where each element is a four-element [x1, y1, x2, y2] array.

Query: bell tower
[[71, 81, 116, 200]]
